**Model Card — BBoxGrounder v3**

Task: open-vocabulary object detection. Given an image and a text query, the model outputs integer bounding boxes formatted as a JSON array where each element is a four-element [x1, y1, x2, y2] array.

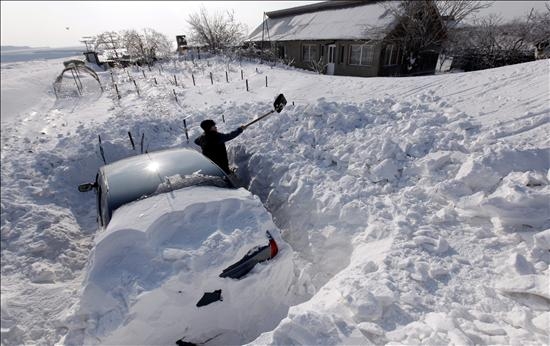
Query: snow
[[248, 2, 395, 42], [1, 51, 549, 346], [63, 186, 294, 345]]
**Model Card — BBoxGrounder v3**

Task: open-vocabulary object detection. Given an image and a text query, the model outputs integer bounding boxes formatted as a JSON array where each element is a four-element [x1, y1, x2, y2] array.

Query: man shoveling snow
[[194, 119, 246, 174]]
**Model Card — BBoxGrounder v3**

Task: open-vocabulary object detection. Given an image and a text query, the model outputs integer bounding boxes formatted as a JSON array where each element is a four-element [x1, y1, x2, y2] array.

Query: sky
[[1, 1, 549, 48], [0, 1, 321, 48]]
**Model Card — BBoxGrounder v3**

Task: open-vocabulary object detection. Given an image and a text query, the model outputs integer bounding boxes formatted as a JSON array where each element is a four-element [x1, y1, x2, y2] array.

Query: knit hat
[[200, 119, 216, 131]]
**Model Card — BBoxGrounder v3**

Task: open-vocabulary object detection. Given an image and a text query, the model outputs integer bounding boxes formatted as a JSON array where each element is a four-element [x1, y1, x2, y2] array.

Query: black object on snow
[[196, 289, 223, 307], [175, 340, 196, 346], [219, 231, 278, 279]]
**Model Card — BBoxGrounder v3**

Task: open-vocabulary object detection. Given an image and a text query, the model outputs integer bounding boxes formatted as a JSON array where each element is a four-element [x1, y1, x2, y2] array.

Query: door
[[327, 44, 336, 75]]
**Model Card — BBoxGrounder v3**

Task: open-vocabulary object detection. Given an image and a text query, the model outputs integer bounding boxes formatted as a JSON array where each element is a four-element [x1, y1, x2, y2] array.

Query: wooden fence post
[[210, 72, 213, 85], [114, 83, 121, 99], [133, 80, 140, 96], [192, 74, 196, 86], [225, 71, 229, 83], [183, 119, 189, 144], [246, 79, 249, 92], [128, 131, 135, 150]]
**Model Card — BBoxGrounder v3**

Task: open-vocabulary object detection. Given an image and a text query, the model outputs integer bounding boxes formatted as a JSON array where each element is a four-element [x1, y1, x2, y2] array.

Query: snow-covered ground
[[1, 53, 549, 345]]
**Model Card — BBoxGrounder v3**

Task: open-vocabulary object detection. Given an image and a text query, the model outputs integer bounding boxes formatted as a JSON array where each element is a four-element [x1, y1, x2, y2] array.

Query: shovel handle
[[244, 110, 275, 128]]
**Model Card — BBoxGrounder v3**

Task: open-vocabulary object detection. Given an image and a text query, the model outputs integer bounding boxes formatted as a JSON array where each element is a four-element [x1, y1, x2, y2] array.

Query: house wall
[[277, 40, 384, 77], [334, 40, 383, 77]]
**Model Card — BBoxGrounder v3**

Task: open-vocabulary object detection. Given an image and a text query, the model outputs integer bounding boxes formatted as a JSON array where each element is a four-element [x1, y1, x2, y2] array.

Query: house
[[247, 0, 446, 77]]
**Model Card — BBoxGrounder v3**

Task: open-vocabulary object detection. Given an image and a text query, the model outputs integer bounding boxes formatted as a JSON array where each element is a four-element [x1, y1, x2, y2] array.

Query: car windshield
[[148, 173, 230, 197], [98, 148, 232, 226]]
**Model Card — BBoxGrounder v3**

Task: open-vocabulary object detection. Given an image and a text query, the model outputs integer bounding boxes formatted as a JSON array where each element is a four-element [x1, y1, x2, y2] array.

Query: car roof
[[100, 148, 230, 221]]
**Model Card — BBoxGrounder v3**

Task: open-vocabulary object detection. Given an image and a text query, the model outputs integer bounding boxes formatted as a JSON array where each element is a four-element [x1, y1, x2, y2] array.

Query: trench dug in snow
[[51, 95, 550, 345], [2, 57, 549, 346], [227, 92, 550, 344]]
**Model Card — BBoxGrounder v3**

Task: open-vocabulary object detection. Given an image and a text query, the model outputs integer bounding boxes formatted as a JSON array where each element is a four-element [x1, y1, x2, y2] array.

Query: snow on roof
[[248, 1, 398, 42]]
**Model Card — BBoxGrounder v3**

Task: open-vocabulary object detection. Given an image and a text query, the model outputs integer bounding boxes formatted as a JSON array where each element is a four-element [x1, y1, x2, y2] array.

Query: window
[[302, 44, 318, 62], [328, 46, 335, 64], [383, 44, 402, 66], [278, 45, 286, 59], [349, 44, 375, 66], [340, 46, 345, 64]]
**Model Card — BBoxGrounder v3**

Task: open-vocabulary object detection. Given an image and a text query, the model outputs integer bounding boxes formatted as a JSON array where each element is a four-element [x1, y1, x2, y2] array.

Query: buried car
[[66, 148, 294, 345]]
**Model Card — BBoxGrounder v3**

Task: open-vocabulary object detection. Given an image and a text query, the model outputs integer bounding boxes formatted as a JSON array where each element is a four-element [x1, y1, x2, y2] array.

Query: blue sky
[[1, 1, 548, 48]]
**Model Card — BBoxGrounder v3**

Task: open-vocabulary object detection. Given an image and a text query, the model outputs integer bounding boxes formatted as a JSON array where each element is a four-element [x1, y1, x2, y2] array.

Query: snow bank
[[1, 56, 549, 345], [63, 187, 294, 345]]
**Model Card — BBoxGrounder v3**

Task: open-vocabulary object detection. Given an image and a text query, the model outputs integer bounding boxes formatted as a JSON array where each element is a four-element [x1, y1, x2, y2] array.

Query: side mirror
[[78, 182, 97, 192]]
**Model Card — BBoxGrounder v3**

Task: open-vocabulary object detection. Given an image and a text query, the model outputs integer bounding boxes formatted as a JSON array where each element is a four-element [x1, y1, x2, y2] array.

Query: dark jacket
[[194, 127, 243, 173]]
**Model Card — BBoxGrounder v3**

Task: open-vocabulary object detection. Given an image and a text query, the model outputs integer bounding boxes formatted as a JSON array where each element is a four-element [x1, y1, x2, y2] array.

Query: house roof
[[248, 0, 398, 42]]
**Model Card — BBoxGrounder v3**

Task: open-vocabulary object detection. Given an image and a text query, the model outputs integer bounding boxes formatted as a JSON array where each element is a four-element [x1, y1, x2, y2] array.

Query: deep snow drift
[[64, 186, 294, 346], [1, 54, 549, 345]]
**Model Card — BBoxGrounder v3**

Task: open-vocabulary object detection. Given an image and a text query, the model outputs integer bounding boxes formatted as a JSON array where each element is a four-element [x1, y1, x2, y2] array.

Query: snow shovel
[[243, 94, 287, 128]]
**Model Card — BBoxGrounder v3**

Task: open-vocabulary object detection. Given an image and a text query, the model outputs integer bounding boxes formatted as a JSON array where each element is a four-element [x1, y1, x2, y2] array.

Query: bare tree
[[525, 5, 550, 59], [435, 0, 493, 23], [187, 6, 247, 51], [120, 28, 173, 63], [445, 6, 549, 71], [121, 29, 146, 60], [371, 0, 492, 73], [141, 28, 174, 60], [94, 31, 123, 59]]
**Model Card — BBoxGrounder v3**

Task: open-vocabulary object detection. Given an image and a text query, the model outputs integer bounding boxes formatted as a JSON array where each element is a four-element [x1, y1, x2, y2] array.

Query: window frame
[[302, 44, 318, 63], [383, 44, 402, 66], [348, 43, 375, 66], [278, 45, 286, 59]]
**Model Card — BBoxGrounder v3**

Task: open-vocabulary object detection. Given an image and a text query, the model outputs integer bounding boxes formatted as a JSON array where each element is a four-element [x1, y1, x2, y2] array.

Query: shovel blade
[[273, 94, 287, 113]]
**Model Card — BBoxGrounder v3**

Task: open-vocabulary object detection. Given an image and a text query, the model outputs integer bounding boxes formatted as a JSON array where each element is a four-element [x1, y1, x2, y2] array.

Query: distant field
[[1, 46, 84, 63]]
